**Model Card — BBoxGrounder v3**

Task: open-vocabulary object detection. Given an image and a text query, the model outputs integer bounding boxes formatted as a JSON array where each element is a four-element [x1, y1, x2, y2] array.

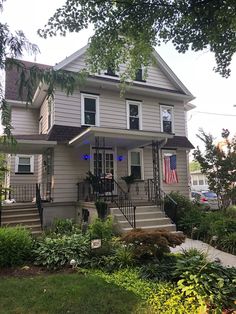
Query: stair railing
[[36, 183, 43, 227], [112, 179, 136, 229], [147, 179, 177, 223]]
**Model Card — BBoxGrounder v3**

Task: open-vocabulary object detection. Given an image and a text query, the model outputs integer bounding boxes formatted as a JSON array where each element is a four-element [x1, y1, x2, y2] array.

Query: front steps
[[1, 203, 42, 235], [112, 204, 176, 233]]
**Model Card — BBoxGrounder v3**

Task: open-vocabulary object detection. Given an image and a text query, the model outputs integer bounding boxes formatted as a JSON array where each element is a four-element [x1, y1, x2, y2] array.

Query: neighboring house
[[2, 45, 195, 227], [190, 170, 209, 191]]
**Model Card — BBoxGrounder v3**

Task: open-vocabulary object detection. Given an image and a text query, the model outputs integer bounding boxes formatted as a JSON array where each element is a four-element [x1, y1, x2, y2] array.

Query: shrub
[[52, 218, 80, 235], [164, 191, 197, 224], [33, 233, 90, 269], [89, 216, 114, 241], [218, 232, 236, 255], [226, 205, 236, 218], [178, 208, 204, 236], [121, 228, 185, 260], [174, 252, 236, 310], [0, 226, 33, 267]]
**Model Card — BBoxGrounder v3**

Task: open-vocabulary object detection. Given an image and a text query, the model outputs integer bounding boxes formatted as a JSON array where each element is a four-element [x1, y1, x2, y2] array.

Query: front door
[[92, 151, 116, 193]]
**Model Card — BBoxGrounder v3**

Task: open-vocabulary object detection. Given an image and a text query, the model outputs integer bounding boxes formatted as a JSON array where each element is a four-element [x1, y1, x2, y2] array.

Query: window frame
[[134, 68, 146, 82], [160, 104, 174, 133], [128, 149, 144, 180], [81, 93, 100, 126], [15, 155, 34, 174], [126, 100, 142, 130]]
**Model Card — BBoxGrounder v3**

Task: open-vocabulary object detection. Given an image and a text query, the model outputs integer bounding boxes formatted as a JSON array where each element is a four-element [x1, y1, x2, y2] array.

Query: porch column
[[152, 140, 161, 203]]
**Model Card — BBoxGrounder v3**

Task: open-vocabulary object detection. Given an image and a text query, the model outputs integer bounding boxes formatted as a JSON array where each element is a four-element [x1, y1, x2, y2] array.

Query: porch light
[[117, 155, 124, 161], [83, 154, 91, 160]]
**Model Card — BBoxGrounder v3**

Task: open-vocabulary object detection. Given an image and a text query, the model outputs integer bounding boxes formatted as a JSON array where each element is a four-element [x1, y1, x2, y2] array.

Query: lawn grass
[[0, 272, 146, 314]]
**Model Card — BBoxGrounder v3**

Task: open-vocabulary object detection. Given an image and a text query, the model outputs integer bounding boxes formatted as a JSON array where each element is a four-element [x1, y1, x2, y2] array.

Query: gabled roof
[[53, 44, 194, 98], [5, 59, 51, 102]]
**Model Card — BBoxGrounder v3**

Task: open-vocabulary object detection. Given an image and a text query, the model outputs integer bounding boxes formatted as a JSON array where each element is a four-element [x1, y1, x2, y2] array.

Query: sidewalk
[[170, 238, 236, 267]]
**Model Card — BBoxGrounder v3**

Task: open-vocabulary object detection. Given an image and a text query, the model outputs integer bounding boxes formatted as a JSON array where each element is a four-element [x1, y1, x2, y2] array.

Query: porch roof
[[69, 126, 174, 149], [0, 134, 57, 154]]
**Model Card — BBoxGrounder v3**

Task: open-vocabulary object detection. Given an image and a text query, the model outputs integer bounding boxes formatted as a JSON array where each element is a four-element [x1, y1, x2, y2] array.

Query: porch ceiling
[[69, 127, 174, 149], [0, 139, 57, 154]]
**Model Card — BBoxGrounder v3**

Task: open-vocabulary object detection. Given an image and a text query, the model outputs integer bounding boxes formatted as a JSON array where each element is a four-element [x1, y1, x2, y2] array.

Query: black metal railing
[[147, 179, 178, 223], [36, 183, 43, 227], [77, 177, 136, 229], [112, 179, 136, 229], [8, 183, 36, 203]]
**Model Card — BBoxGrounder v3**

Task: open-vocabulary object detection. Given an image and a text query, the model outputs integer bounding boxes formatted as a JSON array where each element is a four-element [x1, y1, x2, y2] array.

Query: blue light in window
[[117, 155, 124, 161]]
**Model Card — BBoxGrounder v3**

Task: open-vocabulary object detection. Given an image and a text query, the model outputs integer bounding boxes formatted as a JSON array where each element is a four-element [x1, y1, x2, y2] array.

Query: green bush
[[178, 208, 204, 236], [33, 233, 90, 269], [173, 252, 236, 310], [226, 205, 236, 218], [0, 226, 33, 267], [89, 216, 114, 241], [218, 232, 236, 255], [164, 191, 197, 224]]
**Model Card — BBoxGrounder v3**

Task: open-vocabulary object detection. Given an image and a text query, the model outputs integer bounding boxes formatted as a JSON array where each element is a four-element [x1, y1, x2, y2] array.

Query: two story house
[[2, 45, 194, 231]]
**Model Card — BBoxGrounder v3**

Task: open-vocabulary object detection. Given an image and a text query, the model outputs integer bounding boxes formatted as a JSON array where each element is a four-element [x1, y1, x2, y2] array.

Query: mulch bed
[[0, 265, 77, 278]]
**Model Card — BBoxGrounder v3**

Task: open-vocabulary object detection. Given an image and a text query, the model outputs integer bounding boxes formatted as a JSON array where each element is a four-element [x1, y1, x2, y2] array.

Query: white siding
[[39, 98, 49, 134], [11, 107, 39, 135]]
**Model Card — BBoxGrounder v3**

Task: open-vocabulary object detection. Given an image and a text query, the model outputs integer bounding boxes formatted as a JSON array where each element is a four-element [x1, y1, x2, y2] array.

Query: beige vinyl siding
[[54, 89, 186, 136], [63, 53, 178, 91], [39, 98, 49, 133], [11, 107, 39, 135], [162, 150, 189, 198], [52, 145, 90, 202], [9, 154, 39, 186]]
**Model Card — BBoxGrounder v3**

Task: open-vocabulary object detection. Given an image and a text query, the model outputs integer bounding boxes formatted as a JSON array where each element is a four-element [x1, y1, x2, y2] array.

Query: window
[[81, 94, 99, 126], [160, 105, 174, 133], [199, 179, 204, 185], [105, 63, 118, 76], [135, 68, 144, 81], [193, 180, 198, 186], [126, 100, 142, 130], [128, 149, 143, 180], [15, 155, 34, 174]]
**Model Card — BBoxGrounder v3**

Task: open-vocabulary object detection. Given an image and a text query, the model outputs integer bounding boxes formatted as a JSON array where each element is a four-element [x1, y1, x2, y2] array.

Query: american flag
[[164, 155, 178, 184]]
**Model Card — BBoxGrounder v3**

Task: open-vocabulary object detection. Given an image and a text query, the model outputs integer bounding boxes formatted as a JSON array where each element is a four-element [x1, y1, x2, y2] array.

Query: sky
[[2, 0, 236, 152]]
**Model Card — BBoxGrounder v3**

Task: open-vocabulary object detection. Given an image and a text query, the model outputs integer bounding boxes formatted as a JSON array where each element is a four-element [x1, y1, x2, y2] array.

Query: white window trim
[[15, 155, 34, 174], [126, 100, 142, 130], [160, 105, 174, 133], [81, 93, 100, 126], [128, 148, 144, 180]]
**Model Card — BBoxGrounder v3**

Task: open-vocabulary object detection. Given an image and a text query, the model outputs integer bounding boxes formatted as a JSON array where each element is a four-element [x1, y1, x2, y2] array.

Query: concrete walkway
[[170, 238, 236, 268]]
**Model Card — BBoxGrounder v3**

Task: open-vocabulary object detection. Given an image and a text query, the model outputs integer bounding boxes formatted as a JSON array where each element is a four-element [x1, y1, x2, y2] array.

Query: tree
[[189, 161, 201, 172], [39, 0, 236, 78], [193, 128, 236, 209], [0, 0, 86, 141]]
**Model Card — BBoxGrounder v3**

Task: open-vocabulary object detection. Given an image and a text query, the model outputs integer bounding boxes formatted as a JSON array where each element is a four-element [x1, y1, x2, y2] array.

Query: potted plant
[[95, 200, 109, 220], [121, 174, 135, 194]]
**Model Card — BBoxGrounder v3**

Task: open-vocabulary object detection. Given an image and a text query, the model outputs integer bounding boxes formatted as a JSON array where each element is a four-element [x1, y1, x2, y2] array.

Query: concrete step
[[117, 217, 171, 228], [2, 212, 40, 222], [2, 218, 41, 227], [115, 211, 165, 220], [2, 203, 36, 210], [1, 208, 38, 216], [112, 206, 161, 215], [122, 224, 176, 232]]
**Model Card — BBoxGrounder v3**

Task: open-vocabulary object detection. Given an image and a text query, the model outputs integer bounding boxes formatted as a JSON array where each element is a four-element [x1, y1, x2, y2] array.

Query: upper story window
[[105, 62, 118, 77], [81, 93, 100, 126], [126, 100, 142, 130], [160, 105, 174, 133], [15, 155, 34, 174], [135, 68, 144, 81]]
